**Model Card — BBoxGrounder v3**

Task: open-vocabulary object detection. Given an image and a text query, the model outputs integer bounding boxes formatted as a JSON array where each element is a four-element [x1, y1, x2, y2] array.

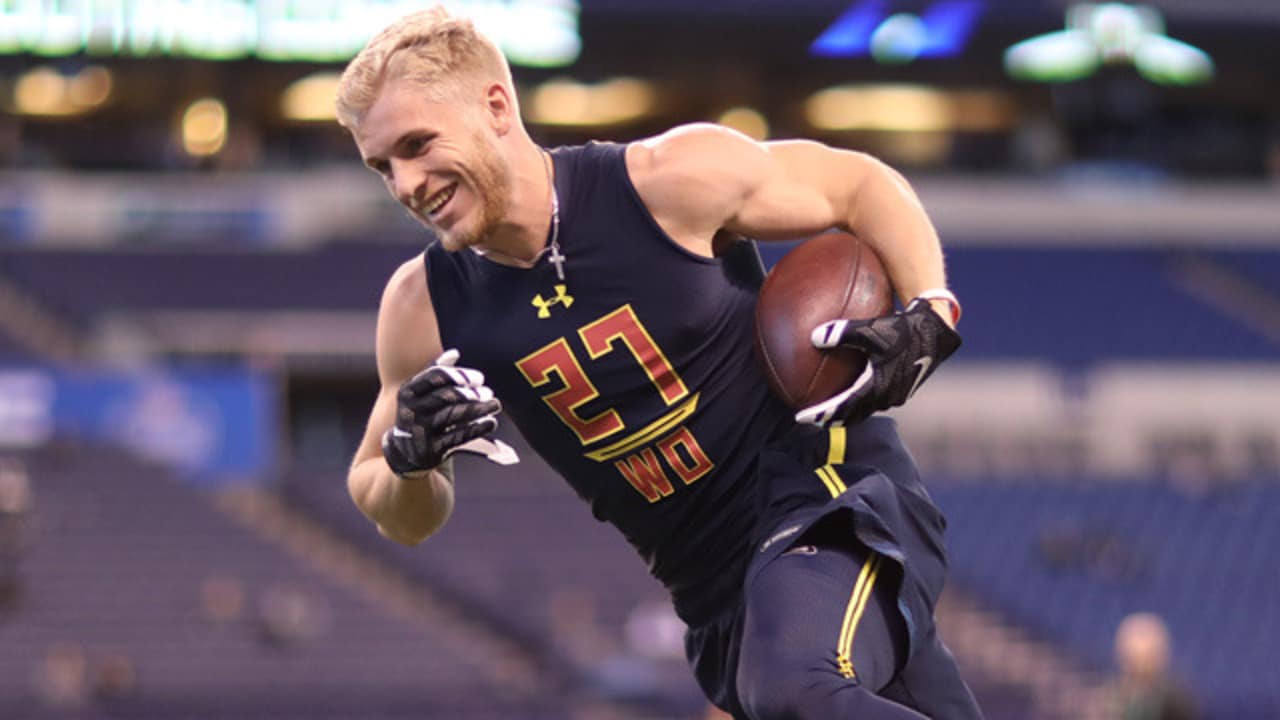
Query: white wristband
[[915, 288, 961, 324]]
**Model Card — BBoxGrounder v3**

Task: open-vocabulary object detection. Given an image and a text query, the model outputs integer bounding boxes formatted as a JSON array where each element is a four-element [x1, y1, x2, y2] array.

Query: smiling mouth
[[419, 183, 458, 219]]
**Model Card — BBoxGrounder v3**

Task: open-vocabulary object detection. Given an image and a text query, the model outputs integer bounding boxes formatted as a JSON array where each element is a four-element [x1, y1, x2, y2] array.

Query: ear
[[483, 83, 515, 136]]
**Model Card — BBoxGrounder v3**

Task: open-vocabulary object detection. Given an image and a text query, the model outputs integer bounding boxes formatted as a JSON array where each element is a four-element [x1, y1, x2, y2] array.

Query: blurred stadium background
[[1, 1, 1278, 718]]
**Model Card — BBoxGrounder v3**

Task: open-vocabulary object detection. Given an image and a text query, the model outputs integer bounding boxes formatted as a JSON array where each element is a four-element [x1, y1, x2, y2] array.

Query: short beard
[[433, 129, 511, 252]]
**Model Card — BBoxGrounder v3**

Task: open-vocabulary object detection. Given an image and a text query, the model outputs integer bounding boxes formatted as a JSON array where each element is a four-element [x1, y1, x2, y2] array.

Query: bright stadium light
[[717, 107, 770, 141], [10, 65, 111, 117], [807, 85, 954, 132], [182, 98, 229, 157], [1004, 3, 1214, 85], [812, 0, 985, 63], [526, 78, 655, 127], [13, 67, 71, 116], [68, 66, 115, 109], [804, 84, 1015, 133], [869, 13, 929, 64], [281, 73, 341, 122], [1133, 35, 1215, 86]]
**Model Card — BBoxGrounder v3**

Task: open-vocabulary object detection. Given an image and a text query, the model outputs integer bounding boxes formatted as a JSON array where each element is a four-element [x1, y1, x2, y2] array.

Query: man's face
[[354, 77, 511, 251]]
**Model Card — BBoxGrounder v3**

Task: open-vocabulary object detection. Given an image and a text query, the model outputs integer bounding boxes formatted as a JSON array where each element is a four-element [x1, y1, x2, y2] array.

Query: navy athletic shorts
[[683, 419, 982, 719]]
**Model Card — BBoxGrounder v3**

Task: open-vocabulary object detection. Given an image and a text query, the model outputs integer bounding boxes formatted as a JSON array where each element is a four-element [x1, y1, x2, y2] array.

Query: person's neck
[[474, 141, 555, 265]]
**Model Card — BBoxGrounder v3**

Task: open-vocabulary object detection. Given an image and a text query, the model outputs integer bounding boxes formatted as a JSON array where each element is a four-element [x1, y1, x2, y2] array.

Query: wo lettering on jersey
[[515, 304, 714, 503], [613, 426, 713, 502]]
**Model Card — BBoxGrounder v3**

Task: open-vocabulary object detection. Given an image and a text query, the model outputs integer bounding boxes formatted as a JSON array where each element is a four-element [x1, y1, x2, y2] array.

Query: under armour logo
[[532, 284, 573, 319]]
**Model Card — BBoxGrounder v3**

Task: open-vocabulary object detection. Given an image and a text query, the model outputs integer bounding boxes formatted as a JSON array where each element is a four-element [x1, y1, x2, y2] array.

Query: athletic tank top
[[424, 142, 794, 623]]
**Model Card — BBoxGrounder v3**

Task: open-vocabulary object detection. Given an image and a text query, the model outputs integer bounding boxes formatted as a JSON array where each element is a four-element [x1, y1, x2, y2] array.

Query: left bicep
[[727, 140, 876, 241]]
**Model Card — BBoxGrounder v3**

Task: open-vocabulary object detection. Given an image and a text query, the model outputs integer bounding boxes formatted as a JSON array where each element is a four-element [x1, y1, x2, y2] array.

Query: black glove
[[795, 298, 961, 426], [381, 349, 503, 477]]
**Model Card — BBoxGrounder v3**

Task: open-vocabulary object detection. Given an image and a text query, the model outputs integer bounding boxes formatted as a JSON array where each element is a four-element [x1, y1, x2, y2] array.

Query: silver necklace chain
[[470, 149, 563, 281], [543, 149, 565, 281]]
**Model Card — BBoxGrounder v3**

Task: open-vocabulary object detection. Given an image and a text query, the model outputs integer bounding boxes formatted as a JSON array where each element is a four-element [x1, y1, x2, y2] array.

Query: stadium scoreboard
[[0, 0, 580, 65]]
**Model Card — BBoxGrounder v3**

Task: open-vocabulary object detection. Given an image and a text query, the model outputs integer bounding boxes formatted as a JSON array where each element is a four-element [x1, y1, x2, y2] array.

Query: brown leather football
[[754, 232, 895, 409]]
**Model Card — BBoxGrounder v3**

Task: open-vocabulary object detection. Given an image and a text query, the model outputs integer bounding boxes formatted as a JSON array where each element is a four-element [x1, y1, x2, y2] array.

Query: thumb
[[794, 363, 874, 426], [811, 318, 881, 353], [435, 348, 461, 367], [811, 320, 849, 349]]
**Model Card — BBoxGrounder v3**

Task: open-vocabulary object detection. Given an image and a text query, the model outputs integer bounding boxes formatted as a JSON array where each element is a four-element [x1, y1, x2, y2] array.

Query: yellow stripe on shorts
[[815, 465, 846, 498], [835, 554, 882, 680], [827, 425, 847, 465]]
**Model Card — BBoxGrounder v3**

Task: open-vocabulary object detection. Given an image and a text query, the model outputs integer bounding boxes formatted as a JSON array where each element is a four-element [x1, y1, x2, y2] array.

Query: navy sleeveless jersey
[[424, 142, 794, 622]]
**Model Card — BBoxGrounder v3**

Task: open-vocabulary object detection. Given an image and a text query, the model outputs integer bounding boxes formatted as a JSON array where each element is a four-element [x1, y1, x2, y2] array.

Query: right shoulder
[[375, 253, 443, 386]]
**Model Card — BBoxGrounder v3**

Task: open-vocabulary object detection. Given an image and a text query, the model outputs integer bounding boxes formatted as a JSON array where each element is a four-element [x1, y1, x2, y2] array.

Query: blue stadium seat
[[0, 443, 561, 719], [933, 480, 1280, 720]]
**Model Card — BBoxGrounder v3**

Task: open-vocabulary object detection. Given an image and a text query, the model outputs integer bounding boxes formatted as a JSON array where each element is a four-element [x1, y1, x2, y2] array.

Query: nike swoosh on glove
[[795, 298, 962, 426]]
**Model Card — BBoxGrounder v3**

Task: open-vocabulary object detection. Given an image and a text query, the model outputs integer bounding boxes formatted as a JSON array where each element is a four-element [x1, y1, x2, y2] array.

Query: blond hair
[[335, 7, 514, 130]]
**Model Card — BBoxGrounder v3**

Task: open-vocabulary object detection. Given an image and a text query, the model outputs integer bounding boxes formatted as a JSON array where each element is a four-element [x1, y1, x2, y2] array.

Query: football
[[754, 232, 895, 409]]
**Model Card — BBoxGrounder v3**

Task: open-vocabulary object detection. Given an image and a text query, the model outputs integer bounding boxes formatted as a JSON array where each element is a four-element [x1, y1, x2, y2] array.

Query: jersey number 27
[[516, 304, 714, 503]]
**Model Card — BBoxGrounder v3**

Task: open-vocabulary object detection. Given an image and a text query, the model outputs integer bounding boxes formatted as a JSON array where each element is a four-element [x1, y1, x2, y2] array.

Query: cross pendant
[[547, 242, 566, 281]]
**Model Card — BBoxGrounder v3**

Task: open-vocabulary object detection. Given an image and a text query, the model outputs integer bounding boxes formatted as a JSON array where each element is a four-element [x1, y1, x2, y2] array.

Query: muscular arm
[[347, 257, 454, 546], [628, 124, 954, 324]]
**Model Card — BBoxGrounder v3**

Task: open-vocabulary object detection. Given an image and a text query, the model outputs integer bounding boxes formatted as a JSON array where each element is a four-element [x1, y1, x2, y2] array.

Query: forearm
[[347, 456, 454, 545], [846, 160, 953, 323]]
